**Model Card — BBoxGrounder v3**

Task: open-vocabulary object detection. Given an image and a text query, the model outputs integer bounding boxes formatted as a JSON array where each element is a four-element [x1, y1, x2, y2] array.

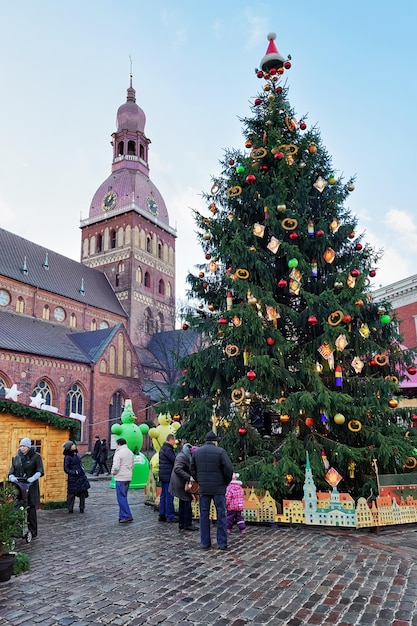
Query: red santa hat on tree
[[260, 32, 285, 72]]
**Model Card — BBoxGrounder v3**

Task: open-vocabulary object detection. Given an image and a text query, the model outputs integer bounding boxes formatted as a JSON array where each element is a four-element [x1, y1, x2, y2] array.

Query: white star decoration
[[30, 393, 46, 409], [5, 384, 23, 401]]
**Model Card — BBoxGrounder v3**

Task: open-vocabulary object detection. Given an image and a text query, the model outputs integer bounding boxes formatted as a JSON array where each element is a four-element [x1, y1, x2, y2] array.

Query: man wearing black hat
[[190, 431, 233, 550]]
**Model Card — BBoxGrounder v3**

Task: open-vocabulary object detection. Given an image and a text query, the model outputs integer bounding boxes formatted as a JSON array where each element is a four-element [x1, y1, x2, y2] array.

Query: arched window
[[109, 392, 124, 441], [144, 272, 151, 288], [0, 376, 7, 397], [91, 319, 97, 331], [118, 261, 124, 273], [70, 313, 77, 328], [16, 297, 25, 313], [127, 140, 136, 155], [117, 141, 124, 155], [115, 274, 120, 287], [32, 380, 52, 405], [146, 235, 152, 253], [42, 305, 50, 320], [155, 312, 164, 333], [65, 384, 84, 416], [135, 267, 142, 283], [126, 350, 132, 377], [139, 144, 145, 159], [110, 229, 117, 249], [158, 279, 165, 295], [166, 282, 172, 297], [96, 234, 103, 253], [109, 346, 116, 374], [144, 309, 153, 334], [158, 242, 163, 259]]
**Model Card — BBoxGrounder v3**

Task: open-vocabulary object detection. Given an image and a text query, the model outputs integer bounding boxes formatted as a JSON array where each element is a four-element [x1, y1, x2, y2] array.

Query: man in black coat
[[190, 431, 233, 550], [158, 433, 176, 522], [90, 435, 101, 475]]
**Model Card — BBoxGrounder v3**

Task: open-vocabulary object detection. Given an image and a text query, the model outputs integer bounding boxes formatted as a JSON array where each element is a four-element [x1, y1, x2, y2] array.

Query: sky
[[1, 1, 417, 308]]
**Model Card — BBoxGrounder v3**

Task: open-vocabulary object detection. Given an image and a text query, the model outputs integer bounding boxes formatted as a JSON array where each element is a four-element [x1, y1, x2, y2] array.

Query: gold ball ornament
[[333, 413, 346, 425], [388, 398, 399, 408], [347, 184, 355, 192]]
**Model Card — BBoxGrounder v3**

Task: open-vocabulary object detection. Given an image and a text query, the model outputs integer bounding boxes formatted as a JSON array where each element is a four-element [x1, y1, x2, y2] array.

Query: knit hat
[[95, 435, 100, 439], [19, 438, 32, 447], [231, 473, 242, 484], [205, 431, 218, 442], [62, 441, 75, 451], [182, 443, 192, 462]]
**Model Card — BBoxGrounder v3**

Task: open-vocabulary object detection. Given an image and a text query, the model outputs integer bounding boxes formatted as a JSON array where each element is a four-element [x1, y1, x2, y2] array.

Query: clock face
[[146, 197, 159, 216], [54, 307, 65, 322], [102, 190, 117, 212], [0, 289, 10, 306]]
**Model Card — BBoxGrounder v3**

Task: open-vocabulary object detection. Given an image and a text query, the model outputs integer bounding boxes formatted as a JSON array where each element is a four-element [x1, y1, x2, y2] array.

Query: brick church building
[[0, 76, 188, 453]]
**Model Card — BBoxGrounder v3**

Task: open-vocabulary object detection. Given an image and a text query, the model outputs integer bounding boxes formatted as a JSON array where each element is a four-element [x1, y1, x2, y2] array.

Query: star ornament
[[30, 393, 46, 409], [325, 467, 343, 487], [5, 384, 23, 402]]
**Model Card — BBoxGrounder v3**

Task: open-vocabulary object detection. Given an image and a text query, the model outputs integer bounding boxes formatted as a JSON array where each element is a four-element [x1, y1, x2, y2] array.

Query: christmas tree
[[166, 33, 417, 501]]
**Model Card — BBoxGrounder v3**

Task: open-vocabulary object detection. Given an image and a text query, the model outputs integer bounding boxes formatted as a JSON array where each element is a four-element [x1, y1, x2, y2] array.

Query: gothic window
[[146, 235, 152, 253], [109, 346, 116, 374], [0, 376, 7, 397], [100, 359, 107, 373], [91, 319, 97, 331], [115, 274, 120, 287], [126, 350, 132, 377], [144, 272, 151, 288], [65, 384, 84, 416], [117, 333, 124, 376], [158, 279, 165, 295], [117, 141, 124, 156], [110, 229, 117, 249], [158, 242, 163, 259], [144, 308, 153, 334], [135, 267, 142, 283], [139, 144, 145, 159], [166, 282, 172, 297], [70, 313, 77, 328], [96, 233, 103, 253], [118, 261, 125, 272], [42, 305, 50, 321], [155, 312, 164, 332], [16, 297, 25, 313], [127, 140, 136, 155], [32, 380, 52, 405], [109, 392, 124, 441]]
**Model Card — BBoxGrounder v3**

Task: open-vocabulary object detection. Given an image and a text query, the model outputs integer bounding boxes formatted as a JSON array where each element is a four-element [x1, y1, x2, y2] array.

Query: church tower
[[80, 75, 176, 346]]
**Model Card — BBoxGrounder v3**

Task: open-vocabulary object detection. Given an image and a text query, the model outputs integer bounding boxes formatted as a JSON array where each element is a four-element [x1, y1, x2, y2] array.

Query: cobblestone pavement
[[1, 478, 417, 626]]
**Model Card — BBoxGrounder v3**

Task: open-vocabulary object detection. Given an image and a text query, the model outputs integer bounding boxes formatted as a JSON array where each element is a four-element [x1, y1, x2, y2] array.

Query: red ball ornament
[[369, 269, 376, 277], [275, 86, 282, 93], [277, 278, 287, 288], [256, 70, 264, 78], [266, 337, 275, 346], [182, 323, 189, 330], [355, 243, 363, 251], [274, 151, 284, 160], [260, 165, 269, 172], [289, 232, 299, 241], [343, 314, 352, 323], [238, 427, 248, 436], [308, 315, 318, 325], [283, 60, 291, 69], [269, 68, 277, 75], [412, 414, 417, 422], [246, 174, 256, 184], [229, 159, 235, 166], [202, 282, 208, 289], [205, 253, 211, 260], [369, 359, 377, 367], [300, 122, 307, 130], [350, 269, 360, 277], [218, 317, 228, 325], [254, 98, 262, 106], [246, 370, 257, 381], [316, 230, 324, 237], [305, 417, 314, 427], [407, 366, 417, 375]]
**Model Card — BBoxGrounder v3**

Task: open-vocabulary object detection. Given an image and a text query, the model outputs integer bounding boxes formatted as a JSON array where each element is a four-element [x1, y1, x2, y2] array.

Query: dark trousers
[[27, 505, 38, 537], [178, 499, 192, 529], [96, 462, 110, 475], [199, 494, 227, 549], [227, 509, 246, 532], [67, 492, 86, 512]]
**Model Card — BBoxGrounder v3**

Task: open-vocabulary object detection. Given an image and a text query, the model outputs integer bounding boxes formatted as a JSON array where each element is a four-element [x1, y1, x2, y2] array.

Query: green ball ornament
[[236, 165, 245, 174], [380, 314, 390, 325], [288, 258, 298, 268]]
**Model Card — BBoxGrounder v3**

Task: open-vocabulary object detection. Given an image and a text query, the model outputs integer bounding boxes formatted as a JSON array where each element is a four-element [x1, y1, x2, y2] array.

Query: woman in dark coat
[[95, 438, 110, 476], [169, 443, 198, 531], [63, 441, 90, 513]]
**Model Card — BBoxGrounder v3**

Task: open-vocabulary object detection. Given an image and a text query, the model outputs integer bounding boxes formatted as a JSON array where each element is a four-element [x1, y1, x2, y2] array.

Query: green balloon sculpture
[[110, 400, 150, 489]]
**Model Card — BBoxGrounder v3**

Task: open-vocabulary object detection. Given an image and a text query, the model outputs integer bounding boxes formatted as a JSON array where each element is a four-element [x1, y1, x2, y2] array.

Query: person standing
[[190, 431, 233, 550], [62, 441, 90, 513], [169, 443, 198, 532], [111, 437, 134, 523], [158, 433, 176, 522], [9, 437, 44, 539], [226, 473, 247, 534], [90, 435, 101, 475], [95, 438, 110, 476]]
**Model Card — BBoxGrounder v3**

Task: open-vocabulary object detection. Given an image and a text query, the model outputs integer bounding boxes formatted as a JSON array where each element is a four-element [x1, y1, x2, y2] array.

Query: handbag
[[185, 479, 199, 495]]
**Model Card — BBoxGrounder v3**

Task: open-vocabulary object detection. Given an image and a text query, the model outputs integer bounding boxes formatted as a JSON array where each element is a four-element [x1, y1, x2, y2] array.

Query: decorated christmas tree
[[166, 33, 417, 501]]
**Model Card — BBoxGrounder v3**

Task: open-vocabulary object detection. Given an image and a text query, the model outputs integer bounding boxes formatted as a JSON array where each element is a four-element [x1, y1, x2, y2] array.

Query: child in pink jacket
[[225, 473, 247, 534]]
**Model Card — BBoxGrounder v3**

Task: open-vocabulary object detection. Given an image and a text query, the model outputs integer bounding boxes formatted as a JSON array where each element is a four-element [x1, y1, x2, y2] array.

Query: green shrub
[[12, 551, 30, 575]]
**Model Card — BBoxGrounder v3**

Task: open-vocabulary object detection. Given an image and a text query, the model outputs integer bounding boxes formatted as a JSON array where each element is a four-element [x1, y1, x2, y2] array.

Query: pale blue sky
[[1, 1, 416, 303]]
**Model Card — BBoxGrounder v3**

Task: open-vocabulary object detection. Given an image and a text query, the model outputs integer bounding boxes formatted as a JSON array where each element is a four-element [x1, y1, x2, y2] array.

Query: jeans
[[199, 494, 227, 548], [91, 460, 98, 474], [115, 480, 132, 520], [178, 499, 192, 528], [159, 482, 175, 520]]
